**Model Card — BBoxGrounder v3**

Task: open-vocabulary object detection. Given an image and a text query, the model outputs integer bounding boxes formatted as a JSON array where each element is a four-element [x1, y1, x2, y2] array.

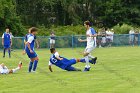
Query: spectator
[[106, 28, 113, 47], [100, 28, 106, 47], [134, 29, 139, 45], [50, 31, 56, 48], [129, 28, 135, 46]]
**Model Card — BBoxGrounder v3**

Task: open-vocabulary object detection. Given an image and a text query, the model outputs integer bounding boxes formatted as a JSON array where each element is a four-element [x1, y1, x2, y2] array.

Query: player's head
[[50, 48, 56, 54], [84, 21, 91, 28], [6, 28, 10, 33], [30, 27, 38, 35]]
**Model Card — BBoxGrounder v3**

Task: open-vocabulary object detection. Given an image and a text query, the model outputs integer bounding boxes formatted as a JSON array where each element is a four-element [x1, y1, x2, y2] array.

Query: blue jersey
[[2, 33, 11, 45], [25, 34, 35, 51], [25, 34, 36, 42], [49, 54, 71, 70]]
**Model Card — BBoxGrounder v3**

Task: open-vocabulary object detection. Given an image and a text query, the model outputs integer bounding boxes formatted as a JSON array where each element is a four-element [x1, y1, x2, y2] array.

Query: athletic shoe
[[91, 57, 97, 64], [18, 61, 22, 69], [83, 67, 90, 72]]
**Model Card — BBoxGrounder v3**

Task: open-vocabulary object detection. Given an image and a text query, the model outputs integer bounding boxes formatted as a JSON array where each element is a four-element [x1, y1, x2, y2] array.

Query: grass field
[[0, 47, 140, 93]]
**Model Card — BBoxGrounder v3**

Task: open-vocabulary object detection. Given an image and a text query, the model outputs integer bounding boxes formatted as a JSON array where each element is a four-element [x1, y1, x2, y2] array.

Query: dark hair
[[30, 27, 38, 33], [84, 21, 91, 26], [50, 48, 55, 53]]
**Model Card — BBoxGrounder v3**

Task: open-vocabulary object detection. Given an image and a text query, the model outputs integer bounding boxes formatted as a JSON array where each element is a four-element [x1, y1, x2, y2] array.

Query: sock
[[3, 48, 6, 57], [29, 62, 33, 72], [12, 67, 20, 73], [33, 60, 38, 71], [88, 54, 94, 59], [84, 56, 90, 68], [80, 58, 92, 63], [8, 49, 11, 57]]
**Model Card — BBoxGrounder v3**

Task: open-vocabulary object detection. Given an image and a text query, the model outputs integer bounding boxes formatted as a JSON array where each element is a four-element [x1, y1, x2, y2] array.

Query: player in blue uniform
[[48, 48, 97, 72], [25, 27, 39, 72], [23, 28, 39, 55], [2, 28, 12, 58]]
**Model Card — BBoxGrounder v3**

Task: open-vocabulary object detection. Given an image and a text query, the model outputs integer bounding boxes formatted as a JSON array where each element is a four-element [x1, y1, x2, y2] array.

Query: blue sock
[[29, 62, 33, 72], [3, 48, 6, 57], [33, 60, 38, 71], [80, 59, 92, 63]]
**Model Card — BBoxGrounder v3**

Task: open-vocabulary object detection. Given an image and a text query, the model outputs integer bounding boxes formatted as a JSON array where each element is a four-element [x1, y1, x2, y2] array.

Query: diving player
[[48, 48, 97, 72]]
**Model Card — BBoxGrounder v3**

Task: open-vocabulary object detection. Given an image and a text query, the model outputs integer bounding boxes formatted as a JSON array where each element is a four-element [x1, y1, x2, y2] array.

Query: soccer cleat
[[83, 67, 91, 72], [18, 61, 22, 69], [91, 57, 97, 64]]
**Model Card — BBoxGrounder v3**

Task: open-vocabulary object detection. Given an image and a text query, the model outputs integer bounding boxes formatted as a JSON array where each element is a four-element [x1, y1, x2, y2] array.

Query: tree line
[[0, 0, 140, 36]]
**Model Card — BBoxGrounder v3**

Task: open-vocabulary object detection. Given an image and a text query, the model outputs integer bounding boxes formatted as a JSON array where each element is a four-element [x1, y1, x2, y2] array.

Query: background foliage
[[0, 0, 140, 36]]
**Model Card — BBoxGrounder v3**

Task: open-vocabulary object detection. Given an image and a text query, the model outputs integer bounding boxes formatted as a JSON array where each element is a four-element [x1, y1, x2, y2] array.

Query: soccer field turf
[[0, 47, 140, 93]]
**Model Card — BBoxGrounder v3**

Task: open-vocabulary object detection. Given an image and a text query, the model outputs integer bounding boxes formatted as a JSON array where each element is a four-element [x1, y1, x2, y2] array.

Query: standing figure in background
[[50, 31, 56, 48], [129, 28, 135, 46], [106, 28, 113, 47], [100, 28, 106, 47], [2, 28, 12, 58], [134, 29, 139, 46]]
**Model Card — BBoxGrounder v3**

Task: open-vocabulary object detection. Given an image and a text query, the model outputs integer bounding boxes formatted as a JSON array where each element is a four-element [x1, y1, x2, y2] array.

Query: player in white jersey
[[78, 21, 97, 71], [0, 62, 22, 74]]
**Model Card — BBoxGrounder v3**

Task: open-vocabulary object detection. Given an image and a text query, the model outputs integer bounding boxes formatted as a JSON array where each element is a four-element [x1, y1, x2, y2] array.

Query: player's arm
[[2, 34, 4, 45], [78, 38, 87, 42], [26, 36, 34, 53], [10, 36, 12, 46], [35, 39, 39, 49], [48, 61, 53, 72], [55, 52, 63, 60], [49, 65, 53, 72], [87, 28, 97, 37]]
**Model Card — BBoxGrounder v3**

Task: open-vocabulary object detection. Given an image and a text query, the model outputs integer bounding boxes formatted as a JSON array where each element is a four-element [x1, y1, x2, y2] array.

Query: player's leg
[[3, 45, 7, 58], [77, 58, 97, 64], [8, 47, 11, 58], [65, 66, 81, 71], [32, 56, 39, 72], [9, 62, 22, 74], [28, 59, 34, 72]]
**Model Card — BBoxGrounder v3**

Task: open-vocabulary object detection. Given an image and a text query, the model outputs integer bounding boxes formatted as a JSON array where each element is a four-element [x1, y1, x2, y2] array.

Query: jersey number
[[51, 58, 57, 63]]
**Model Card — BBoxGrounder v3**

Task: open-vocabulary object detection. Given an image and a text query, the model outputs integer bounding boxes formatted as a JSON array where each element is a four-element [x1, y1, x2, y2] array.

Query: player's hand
[[30, 50, 34, 54], [60, 58, 63, 60], [78, 38, 82, 42], [22, 50, 26, 55]]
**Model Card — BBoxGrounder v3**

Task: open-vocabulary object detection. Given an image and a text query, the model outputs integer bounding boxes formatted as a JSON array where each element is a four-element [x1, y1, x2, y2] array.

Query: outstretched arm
[[49, 65, 53, 72], [78, 38, 87, 42]]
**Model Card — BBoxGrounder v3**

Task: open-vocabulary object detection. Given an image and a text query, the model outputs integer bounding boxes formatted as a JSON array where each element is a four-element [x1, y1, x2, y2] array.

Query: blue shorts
[[26, 50, 37, 58], [4, 45, 10, 49], [64, 59, 77, 71]]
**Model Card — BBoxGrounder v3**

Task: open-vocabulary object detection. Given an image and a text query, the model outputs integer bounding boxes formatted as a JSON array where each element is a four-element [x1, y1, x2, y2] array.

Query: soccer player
[[2, 28, 12, 58], [23, 28, 39, 55], [48, 48, 97, 72], [25, 27, 39, 73], [0, 62, 22, 74], [78, 21, 97, 71]]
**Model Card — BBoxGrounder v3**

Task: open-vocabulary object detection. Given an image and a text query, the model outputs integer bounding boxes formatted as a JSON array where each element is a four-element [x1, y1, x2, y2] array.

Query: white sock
[[84, 56, 90, 68], [88, 54, 95, 59], [12, 67, 20, 73]]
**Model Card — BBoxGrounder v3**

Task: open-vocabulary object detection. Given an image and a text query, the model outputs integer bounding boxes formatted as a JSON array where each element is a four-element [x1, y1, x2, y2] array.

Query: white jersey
[[86, 28, 96, 48], [0, 65, 9, 74]]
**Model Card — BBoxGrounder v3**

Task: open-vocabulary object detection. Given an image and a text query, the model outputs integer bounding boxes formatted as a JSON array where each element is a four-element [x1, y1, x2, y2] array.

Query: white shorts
[[84, 47, 96, 53], [0, 68, 9, 74], [50, 39, 55, 44]]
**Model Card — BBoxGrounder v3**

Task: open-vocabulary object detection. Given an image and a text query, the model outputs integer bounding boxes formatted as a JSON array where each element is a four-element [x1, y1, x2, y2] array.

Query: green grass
[[0, 47, 140, 93]]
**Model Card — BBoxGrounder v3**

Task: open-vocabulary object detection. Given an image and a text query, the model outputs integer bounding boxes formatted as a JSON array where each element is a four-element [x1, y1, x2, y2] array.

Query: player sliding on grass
[[25, 27, 39, 73], [78, 21, 97, 71], [0, 62, 22, 74], [48, 48, 97, 72]]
